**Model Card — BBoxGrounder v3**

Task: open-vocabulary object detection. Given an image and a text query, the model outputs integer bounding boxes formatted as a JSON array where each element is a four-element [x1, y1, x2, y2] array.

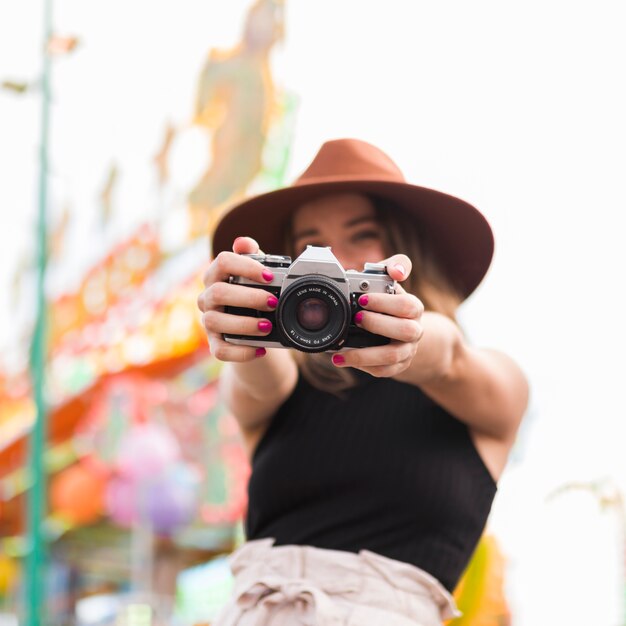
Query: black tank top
[[246, 368, 497, 592]]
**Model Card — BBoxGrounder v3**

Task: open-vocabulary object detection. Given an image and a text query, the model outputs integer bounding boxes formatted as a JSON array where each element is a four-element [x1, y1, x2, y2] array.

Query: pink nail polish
[[354, 311, 364, 324], [394, 264, 406, 277], [267, 295, 278, 308], [332, 354, 345, 366], [258, 320, 272, 332], [262, 270, 274, 282], [358, 295, 368, 307], [255, 347, 266, 358]]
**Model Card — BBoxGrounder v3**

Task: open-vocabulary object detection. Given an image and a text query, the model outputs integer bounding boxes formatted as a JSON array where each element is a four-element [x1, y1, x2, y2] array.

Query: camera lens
[[275, 276, 350, 352], [296, 298, 329, 331]]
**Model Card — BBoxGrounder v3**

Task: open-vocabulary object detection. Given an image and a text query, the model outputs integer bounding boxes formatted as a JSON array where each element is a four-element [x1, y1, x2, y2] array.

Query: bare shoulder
[[240, 421, 273, 462], [461, 348, 529, 482], [472, 348, 529, 439], [470, 429, 517, 483]]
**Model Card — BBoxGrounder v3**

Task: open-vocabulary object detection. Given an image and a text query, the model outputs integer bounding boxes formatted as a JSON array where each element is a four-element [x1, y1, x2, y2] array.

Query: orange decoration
[[48, 224, 161, 349], [49, 460, 107, 526]]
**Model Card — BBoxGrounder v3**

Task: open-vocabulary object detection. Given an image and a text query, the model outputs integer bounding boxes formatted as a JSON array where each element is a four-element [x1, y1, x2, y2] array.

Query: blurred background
[[1, 1, 625, 624]]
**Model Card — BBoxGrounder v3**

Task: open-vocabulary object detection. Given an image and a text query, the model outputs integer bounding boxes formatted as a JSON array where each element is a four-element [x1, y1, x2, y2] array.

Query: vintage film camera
[[224, 246, 396, 353]]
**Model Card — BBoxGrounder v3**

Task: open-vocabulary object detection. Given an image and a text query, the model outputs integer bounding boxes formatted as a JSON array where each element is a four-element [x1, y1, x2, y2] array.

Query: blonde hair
[[283, 195, 464, 395]]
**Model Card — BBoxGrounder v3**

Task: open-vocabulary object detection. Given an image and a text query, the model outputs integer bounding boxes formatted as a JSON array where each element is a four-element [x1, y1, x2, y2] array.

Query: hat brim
[[211, 178, 494, 300]]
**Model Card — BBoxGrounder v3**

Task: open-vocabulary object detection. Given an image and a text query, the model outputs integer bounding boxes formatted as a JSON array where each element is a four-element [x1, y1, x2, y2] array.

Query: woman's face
[[291, 193, 387, 271]]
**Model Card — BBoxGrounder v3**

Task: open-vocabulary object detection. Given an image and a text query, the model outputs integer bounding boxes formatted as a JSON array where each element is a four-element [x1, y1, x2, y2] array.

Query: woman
[[197, 138, 529, 625]]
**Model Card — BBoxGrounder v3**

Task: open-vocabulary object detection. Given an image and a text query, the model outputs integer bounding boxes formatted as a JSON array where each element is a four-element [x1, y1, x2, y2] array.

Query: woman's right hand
[[197, 236, 279, 362]]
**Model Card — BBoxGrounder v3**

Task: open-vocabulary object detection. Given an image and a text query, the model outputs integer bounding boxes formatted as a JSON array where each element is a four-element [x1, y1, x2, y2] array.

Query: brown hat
[[212, 138, 494, 299]]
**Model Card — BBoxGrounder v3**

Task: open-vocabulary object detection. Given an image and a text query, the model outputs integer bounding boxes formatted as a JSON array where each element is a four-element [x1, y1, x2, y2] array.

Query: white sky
[[2, 1, 626, 623]]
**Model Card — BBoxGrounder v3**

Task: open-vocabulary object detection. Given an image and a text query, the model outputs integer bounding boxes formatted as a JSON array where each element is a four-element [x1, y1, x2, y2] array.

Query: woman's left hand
[[331, 254, 424, 378]]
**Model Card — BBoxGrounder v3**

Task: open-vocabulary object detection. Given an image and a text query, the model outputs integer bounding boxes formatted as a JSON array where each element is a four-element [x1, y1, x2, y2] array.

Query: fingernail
[[258, 320, 272, 332], [358, 295, 368, 307], [234, 237, 245, 246], [255, 347, 266, 358], [354, 311, 364, 325], [332, 354, 345, 366], [394, 264, 406, 277], [267, 295, 278, 309], [262, 270, 274, 282]]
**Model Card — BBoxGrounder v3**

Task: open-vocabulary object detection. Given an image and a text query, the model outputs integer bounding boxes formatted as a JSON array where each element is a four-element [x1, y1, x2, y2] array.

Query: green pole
[[26, 0, 52, 622]]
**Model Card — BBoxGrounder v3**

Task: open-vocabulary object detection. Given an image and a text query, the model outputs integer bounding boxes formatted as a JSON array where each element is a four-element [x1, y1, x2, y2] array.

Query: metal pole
[[26, 0, 52, 622]]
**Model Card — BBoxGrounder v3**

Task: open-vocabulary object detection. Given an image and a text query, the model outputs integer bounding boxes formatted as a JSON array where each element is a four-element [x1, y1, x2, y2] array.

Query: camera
[[224, 246, 396, 353]]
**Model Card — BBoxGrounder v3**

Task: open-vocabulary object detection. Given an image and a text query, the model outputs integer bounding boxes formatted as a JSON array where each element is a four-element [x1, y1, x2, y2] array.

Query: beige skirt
[[212, 538, 461, 626]]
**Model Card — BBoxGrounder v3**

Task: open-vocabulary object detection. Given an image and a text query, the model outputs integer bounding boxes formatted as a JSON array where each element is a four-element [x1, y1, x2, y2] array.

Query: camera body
[[224, 246, 396, 353]]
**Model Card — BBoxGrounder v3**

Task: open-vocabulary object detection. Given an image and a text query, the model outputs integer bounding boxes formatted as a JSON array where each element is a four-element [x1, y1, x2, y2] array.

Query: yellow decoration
[[0, 554, 18, 596], [187, 0, 285, 238], [448, 534, 511, 626]]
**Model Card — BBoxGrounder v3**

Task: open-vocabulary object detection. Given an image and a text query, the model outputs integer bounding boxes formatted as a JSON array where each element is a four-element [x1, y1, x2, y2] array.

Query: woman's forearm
[[220, 348, 298, 431], [394, 311, 461, 387]]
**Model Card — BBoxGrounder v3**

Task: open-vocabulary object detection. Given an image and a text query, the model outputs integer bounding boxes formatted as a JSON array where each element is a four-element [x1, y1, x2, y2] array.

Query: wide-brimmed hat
[[212, 138, 494, 299]]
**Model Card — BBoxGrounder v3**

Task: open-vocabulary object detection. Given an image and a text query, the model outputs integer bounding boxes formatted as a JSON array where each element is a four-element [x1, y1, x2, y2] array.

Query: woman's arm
[[394, 311, 529, 441], [198, 236, 299, 447], [220, 351, 298, 459], [220, 350, 298, 433], [330, 253, 529, 441]]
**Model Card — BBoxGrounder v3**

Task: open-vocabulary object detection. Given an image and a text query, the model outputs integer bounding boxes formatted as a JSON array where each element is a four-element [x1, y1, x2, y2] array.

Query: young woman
[[197, 138, 529, 625]]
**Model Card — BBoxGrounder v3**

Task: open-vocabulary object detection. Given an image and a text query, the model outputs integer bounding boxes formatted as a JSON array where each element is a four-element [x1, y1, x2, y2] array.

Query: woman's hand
[[330, 254, 425, 378], [197, 237, 278, 362]]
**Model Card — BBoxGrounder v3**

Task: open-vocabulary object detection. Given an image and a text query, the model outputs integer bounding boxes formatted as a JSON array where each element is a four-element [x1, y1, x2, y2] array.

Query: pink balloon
[[105, 463, 201, 533], [115, 423, 180, 481], [105, 475, 139, 527]]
